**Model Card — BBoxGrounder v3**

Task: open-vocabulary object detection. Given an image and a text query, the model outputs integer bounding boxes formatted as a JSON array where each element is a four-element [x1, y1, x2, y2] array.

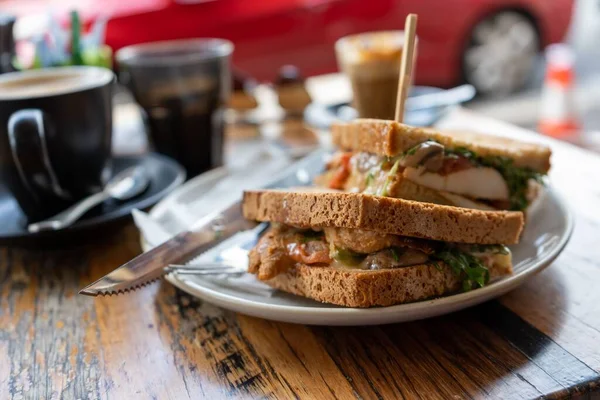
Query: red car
[[5, 0, 574, 93]]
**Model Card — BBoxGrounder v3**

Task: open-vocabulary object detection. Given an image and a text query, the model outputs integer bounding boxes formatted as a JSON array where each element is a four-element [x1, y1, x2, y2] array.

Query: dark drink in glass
[[117, 39, 233, 177]]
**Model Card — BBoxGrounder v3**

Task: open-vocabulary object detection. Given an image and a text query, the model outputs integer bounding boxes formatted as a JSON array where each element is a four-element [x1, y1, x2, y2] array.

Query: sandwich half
[[243, 190, 524, 307], [316, 119, 551, 211]]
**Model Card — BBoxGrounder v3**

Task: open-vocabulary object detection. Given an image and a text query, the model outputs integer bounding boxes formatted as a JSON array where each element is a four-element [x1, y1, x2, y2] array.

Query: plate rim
[[162, 188, 573, 324]]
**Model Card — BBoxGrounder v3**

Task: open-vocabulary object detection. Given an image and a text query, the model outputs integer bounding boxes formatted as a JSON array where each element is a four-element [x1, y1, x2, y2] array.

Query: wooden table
[[2, 110, 600, 399]]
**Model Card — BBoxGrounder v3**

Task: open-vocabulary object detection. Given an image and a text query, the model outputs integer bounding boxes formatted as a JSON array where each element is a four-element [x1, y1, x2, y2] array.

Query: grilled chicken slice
[[404, 166, 509, 200], [323, 227, 438, 255], [324, 228, 398, 254]]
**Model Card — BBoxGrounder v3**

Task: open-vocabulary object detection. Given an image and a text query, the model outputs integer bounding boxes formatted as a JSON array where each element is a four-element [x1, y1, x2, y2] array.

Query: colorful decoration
[[23, 11, 112, 70]]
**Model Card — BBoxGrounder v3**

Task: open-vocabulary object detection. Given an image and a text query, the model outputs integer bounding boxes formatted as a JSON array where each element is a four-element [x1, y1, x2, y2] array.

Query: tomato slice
[[328, 152, 353, 189]]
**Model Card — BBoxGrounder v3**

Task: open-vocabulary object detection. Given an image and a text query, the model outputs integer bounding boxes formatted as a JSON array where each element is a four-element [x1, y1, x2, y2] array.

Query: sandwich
[[315, 119, 551, 211], [243, 189, 524, 307]]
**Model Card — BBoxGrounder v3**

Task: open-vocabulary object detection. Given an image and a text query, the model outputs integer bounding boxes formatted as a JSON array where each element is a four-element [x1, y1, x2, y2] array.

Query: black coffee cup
[[0, 66, 114, 221], [116, 39, 233, 178]]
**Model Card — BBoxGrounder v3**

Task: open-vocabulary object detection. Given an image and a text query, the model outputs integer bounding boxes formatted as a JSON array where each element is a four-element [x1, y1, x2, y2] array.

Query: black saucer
[[0, 152, 185, 245], [304, 86, 451, 129]]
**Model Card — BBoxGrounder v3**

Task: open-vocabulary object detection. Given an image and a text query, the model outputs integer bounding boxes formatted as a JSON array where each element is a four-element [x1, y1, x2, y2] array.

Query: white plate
[[143, 168, 573, 325]]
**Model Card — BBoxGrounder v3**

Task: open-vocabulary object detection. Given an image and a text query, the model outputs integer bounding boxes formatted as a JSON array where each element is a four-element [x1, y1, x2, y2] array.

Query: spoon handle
[[405, 84, 476, 110], [28, 191, 110, 233]]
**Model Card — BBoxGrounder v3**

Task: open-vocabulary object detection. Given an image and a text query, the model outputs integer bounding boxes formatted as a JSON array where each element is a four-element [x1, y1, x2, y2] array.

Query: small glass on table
[[117, 39, 233, 178], [336, 31, 417, 120]]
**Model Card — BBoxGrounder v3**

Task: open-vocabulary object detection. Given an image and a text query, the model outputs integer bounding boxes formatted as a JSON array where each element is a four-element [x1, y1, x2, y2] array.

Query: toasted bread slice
[[332, 119, 551, 173], [243, 189, 524, 244], [263, 259, 512, 307]]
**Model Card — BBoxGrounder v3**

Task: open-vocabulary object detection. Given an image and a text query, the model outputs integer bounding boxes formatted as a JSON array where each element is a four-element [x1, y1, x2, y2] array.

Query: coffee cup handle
[[7, 109, 70, 200]]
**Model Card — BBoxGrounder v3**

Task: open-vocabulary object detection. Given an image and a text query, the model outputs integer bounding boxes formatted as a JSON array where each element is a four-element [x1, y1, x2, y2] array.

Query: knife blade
[[79, 201, 255, 296], [79, 149, 328, 297]]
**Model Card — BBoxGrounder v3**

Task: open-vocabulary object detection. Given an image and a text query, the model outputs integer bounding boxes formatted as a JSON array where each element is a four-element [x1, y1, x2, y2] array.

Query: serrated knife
[[79, 149, 328, 296], [79, 202, 256, 296]]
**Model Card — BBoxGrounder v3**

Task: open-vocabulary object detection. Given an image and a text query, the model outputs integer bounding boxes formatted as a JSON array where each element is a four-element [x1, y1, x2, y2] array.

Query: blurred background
[[0, 0, 597, 238], [0, 0, 576, 86], [1, 0, 598, 151]]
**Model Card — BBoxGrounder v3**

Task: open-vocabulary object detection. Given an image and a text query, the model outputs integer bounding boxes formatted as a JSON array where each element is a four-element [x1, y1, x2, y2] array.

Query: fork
[[165, 263, 247, 276], [164, 222, 269, 277]]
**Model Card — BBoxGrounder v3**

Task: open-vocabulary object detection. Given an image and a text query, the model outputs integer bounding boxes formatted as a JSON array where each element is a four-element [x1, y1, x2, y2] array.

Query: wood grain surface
[[2, 110, 600, 399]]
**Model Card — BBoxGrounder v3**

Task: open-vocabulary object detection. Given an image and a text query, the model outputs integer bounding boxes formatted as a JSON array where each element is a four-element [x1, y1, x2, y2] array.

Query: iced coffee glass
[[336, 31, 416, 120]]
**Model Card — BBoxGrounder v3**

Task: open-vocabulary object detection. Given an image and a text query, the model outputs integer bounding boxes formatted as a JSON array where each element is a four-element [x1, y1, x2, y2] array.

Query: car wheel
[[463, 11, 540, 95]]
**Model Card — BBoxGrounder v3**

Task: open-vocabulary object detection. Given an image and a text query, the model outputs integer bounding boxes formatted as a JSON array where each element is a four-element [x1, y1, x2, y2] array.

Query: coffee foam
[[0, 67, 113, 100], [336, 31, 405, 65]]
